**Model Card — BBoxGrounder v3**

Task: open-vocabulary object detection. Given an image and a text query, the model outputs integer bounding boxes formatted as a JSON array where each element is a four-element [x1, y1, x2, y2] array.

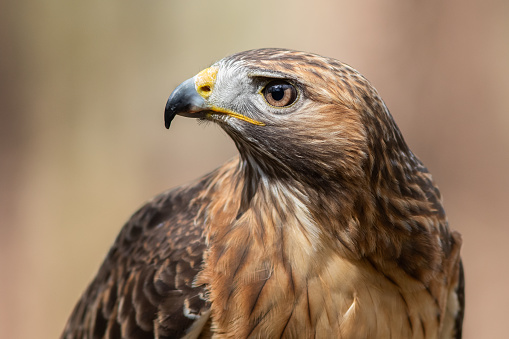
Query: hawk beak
[[165, 68, 265, 129], [164, 77, 207, 129]]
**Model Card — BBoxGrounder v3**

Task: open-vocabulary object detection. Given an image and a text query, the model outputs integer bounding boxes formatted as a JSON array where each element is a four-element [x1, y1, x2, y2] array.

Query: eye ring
[[262, 80, 298, 107]]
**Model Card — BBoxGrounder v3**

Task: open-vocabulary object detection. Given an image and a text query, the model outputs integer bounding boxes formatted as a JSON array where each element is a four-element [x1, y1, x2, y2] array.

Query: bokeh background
[[1, 1, 508, 338]]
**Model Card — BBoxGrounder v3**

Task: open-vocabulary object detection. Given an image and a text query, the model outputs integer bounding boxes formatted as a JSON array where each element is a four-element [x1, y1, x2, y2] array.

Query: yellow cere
[[195, 67, 218, 99]]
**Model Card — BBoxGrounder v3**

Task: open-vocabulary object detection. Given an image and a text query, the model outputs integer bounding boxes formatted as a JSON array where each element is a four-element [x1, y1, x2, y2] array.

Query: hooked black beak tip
[[164, 99, 174, 129], [164, 77, 206, 130]]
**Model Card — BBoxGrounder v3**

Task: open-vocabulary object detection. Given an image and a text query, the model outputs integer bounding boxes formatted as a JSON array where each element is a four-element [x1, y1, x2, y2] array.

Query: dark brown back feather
[[454, 260, 465, 339], [61, 175, 213, 339]]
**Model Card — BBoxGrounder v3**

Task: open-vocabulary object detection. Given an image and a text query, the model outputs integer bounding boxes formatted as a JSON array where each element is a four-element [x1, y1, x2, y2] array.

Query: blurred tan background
[[1, 1, 508, 338]]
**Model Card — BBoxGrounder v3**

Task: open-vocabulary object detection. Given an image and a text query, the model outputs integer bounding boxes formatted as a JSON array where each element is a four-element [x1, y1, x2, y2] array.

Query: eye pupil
[[269, 86, 285, 101], [263, 81, 297, 107]]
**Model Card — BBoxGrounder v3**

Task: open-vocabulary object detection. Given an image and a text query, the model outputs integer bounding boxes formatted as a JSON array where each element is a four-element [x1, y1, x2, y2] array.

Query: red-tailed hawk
[[62, 49, 464, 339]]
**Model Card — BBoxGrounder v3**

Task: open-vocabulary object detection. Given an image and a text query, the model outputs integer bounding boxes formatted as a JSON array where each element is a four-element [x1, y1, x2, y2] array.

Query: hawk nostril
[[195, 67, 218, 99]]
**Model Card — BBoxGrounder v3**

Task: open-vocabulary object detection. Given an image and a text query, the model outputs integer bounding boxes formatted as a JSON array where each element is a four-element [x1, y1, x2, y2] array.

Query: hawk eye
[[263, 80, 297, 107]]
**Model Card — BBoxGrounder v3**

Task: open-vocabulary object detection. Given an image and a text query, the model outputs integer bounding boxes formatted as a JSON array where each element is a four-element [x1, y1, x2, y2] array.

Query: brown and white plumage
[[62, 49, 464, 339]]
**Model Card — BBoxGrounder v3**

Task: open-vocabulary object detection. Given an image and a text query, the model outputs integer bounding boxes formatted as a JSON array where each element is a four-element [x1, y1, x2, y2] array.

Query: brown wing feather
[[454, 260, 465, 339], [61, 176, 212, 339]]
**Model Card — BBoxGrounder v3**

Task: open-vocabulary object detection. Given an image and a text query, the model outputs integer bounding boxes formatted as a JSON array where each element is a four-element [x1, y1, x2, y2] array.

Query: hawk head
[[165, 49, 414, 191]]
